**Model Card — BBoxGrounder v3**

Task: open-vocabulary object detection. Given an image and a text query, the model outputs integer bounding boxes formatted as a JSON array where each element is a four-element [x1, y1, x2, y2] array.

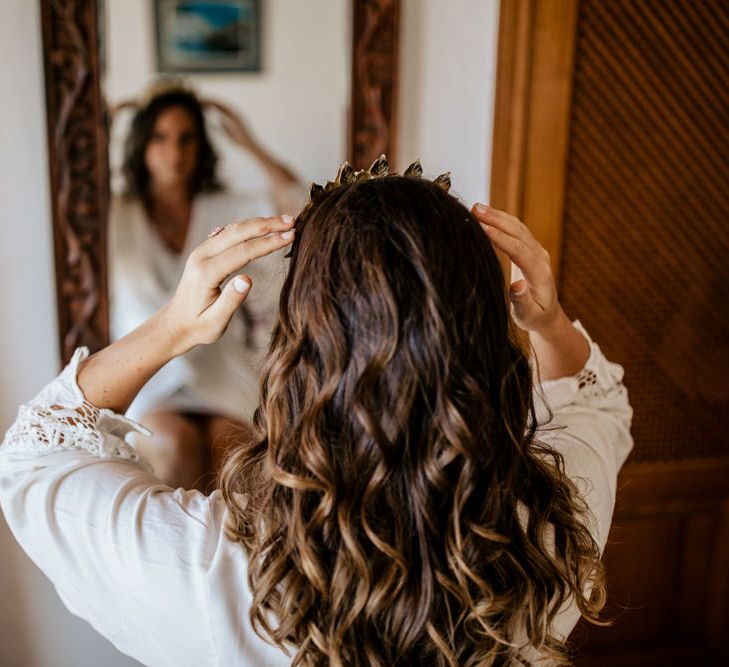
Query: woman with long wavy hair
[[1, 161, 632, 666]]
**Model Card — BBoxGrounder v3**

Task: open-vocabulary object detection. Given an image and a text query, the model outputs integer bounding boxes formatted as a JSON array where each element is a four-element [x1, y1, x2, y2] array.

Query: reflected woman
[[109, 81, 303, 492]]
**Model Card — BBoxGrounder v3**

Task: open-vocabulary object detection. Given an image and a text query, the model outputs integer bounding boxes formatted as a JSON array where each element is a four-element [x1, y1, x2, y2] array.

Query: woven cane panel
[[558, 0, 729, 461]]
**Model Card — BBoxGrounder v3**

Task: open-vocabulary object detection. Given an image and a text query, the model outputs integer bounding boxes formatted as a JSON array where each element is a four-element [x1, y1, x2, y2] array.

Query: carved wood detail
[[41, 0, 110, 366], [350, 0, 401, 170]]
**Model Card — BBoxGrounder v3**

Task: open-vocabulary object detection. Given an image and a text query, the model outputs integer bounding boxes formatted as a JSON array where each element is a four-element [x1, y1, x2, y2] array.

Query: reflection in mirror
[[102, 0, 350, 492]]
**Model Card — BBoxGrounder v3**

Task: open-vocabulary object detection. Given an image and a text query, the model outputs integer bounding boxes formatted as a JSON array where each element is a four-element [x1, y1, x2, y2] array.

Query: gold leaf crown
[[137, 77, 197, 110], [285, 156, 452, 258], [306, 155, 451, 206]]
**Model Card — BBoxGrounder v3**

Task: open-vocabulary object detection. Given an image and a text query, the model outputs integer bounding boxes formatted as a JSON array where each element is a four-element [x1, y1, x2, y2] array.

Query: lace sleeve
[[1, 347, 152, 472], [0, 349, 226, 667]]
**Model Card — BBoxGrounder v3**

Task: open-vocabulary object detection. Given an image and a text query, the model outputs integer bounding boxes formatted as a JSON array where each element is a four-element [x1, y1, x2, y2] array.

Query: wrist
[[151, 306, 194, 359], [530, 306, 571, 343], [77, 307, 192, 414], [528, 307, 590, 380]]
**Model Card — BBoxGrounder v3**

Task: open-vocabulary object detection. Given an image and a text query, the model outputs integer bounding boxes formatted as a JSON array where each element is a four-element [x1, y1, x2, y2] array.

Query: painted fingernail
[[233, 277, 250, 294], [510, 286, 529, 298], [282, 214, 294, 224], [280, 230, 295, 240]]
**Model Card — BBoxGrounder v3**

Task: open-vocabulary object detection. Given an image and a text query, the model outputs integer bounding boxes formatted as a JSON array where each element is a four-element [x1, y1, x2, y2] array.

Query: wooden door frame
[[490, 0, 578, 284]]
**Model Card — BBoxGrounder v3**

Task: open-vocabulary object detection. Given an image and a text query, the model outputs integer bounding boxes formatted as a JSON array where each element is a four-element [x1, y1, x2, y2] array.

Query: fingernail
[[475, 203, 489, 212], [511, 286, 529, 298], [282, 214, 294, 224], [280, 230, 295, 240], [482, 224, 492, 233], [233, 277, 250, 294]]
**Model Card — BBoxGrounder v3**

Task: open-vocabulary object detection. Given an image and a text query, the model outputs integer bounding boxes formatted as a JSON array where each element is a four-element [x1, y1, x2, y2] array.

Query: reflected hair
[[221, 176, 605, 665], [121, 87, 221, 201]]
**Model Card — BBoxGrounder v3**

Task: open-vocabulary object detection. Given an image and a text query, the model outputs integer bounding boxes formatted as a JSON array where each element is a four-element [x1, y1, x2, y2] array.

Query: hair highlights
[[221, 176, 605, 665]]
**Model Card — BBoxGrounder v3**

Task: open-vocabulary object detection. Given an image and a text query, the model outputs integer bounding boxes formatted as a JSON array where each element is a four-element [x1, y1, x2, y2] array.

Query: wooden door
[[491, 1, 729, 664]]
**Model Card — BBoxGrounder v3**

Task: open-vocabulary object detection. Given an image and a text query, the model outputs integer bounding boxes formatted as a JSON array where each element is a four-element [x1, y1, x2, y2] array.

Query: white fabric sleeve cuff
[[532, 320, 628, 423], [1, 347, 152, 471]]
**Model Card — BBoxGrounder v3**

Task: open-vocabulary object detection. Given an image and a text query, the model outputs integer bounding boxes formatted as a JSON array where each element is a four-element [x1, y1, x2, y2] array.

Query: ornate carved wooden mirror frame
[[40, 0, 401, 365]]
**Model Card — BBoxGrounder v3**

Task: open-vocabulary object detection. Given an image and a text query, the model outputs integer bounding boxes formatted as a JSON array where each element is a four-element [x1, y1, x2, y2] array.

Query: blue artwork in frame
[[154, 0, 262, 73]]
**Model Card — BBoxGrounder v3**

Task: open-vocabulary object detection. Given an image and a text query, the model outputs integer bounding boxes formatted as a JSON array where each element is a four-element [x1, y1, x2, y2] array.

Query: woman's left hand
[[162, 214, 295, 355], [204, 99, 257, 151], [471, 203, 561, 334]]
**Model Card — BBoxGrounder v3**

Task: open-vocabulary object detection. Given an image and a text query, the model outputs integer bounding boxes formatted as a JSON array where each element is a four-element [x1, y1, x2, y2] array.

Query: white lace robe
[[0, 323, 633, 666]]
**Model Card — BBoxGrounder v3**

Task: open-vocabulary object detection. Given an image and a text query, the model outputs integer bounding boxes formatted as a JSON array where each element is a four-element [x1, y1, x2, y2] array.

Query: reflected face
[[144, 106, 200, 189]]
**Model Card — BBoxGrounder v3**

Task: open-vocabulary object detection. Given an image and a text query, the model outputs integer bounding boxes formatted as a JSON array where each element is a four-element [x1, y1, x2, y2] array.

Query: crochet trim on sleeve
[[1, 348, 152, 471], [533, 320, 628, 420]]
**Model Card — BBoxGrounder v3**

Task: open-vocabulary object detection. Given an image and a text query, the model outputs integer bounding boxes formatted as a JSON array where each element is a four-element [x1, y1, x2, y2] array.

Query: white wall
[[0, 1, 501, 664], [398, 0, 500, 206], [105, 0, 499, 203], [105, 0, 351, 193], [0, 2, 140, 665]]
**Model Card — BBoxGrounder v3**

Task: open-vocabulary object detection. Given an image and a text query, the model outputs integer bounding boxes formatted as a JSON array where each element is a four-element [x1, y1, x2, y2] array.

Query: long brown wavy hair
[[220, 176, 605, 665]]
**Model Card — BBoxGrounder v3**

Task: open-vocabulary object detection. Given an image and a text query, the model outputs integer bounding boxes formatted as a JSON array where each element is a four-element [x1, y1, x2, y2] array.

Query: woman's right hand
[[203, 99, 257, 151], [471, 203, 563, 333], [77, 215, 295, 416], [162, 215, 295, 355]]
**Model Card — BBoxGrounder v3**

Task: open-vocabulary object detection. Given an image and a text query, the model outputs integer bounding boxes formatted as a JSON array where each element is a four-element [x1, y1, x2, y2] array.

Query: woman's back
[[0, 165, 632, 665]]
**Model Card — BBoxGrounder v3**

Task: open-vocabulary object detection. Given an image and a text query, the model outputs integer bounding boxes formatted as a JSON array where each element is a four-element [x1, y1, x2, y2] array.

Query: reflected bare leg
[[136, 409, 209, 491]]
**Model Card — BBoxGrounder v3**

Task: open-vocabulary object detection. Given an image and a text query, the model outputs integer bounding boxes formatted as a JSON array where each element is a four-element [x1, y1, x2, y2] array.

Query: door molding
[[490, 0, 578, 282], [491, 0, 729, 659]]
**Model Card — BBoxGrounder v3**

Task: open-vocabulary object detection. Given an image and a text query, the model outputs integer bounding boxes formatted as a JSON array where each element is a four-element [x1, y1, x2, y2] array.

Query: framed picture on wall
[[154, 0, 262, 73]]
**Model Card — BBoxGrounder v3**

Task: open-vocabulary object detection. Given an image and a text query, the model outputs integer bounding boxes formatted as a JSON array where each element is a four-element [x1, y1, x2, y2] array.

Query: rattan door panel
[[558, 0, 729, 662], [559, 0, 729, 462], [491, 0, 729, 662]]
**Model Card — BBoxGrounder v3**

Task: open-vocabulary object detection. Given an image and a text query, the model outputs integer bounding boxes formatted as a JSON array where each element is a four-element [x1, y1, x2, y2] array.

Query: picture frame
[[154, 0, 262, 73]]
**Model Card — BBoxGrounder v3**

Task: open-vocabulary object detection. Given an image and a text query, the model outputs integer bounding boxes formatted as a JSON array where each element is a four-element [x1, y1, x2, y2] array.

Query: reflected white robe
[[109, 191, 287, 422]]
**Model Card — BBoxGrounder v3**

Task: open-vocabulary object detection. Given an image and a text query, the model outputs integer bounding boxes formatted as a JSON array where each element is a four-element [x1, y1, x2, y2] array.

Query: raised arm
[[203, 99, 301, 186], [203, 99, 305, 213], [0, 214, 296, 666], [470, 203, 590, 380], [471, 201, 633, 532], [78, 214, 295, 413]]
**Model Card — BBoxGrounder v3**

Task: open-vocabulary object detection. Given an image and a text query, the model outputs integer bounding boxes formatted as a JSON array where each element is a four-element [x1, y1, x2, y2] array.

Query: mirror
[[40, 0, 400, 495], [104, 0, 351, 200], [100, 0, 352, 435], [41, 0, 399, 367]]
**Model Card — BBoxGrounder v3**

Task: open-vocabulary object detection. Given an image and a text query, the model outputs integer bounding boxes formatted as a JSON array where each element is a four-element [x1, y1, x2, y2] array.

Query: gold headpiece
[[285, 156, 452, 257], [305, 155, 451, 206], [137, 77, 197, 110]]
